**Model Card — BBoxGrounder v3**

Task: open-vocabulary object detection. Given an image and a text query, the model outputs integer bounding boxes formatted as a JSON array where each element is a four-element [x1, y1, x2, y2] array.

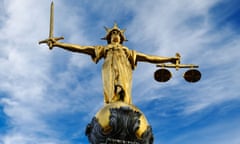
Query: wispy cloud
[[0, 0, 239, 143], [168, 117, 240, 144], [126, 0, 240, 112], [0, 0, 79, 143]]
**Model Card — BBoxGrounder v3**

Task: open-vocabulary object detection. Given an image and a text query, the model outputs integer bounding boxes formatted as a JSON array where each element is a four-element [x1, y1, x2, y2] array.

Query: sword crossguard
[[39, 36, 64, 49]]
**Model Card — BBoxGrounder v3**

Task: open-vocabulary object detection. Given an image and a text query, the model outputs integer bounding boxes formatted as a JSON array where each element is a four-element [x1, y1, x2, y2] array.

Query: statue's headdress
[[101, 23, 127, 44]]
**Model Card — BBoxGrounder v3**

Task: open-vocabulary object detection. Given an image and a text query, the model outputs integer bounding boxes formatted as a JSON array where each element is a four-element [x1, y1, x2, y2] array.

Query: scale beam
[[157, 63, 199, 69]]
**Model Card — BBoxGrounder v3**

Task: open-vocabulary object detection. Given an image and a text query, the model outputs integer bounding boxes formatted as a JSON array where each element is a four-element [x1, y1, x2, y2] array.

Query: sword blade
[[49, 1, 54, 38], [39, 1, 64, 47]]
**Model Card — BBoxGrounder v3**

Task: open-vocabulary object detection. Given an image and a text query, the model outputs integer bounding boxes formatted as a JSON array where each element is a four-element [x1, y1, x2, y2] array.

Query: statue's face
[[110, 30, 121, 44]]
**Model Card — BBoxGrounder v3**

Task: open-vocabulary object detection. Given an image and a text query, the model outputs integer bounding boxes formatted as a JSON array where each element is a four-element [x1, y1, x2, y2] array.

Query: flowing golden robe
[[92, 44, 137, 104]]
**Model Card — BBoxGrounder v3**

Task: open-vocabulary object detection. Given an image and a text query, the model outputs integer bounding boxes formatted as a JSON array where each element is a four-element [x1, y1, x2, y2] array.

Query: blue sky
[[0, 0, 240, 143]]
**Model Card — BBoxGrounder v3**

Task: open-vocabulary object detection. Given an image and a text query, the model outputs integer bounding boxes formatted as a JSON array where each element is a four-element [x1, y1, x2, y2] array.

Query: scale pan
[[154, 69, 172, 82], [183, 69, 201, 83]]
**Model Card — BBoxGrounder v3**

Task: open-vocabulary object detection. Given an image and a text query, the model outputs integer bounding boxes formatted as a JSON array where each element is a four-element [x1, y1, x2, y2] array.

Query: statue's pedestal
[[85, 101, 153, 144]]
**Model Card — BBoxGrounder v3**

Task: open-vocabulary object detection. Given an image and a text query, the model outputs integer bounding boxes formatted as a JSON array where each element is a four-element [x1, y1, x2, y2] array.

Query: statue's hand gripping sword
[[39, 2, 64, 49]]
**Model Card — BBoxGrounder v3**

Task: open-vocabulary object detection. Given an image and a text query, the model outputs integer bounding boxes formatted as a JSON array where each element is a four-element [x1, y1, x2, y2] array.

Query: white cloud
[[168, 118, 240, 144], [0, 0, 105, 143], [0, 133, 68, 144], [0, 0, 239, 143], [125, 0, 240, 114], [0, 0, 82, 143]]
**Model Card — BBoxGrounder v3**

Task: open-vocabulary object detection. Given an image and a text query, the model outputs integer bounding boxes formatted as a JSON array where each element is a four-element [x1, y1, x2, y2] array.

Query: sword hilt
[[39, 36, 64, 49]]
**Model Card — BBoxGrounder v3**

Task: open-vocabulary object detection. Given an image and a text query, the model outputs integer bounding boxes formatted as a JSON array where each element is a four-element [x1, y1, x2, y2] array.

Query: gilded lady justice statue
[[41, 22, 178, 104], [39, 2, 200, 144]]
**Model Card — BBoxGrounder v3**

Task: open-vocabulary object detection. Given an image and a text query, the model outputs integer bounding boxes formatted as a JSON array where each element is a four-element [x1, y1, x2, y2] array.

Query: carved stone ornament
[[86, 106, 153, 144]]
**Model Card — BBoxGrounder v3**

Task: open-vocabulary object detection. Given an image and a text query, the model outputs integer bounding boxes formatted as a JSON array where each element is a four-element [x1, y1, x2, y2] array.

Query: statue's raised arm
[[136, 51, 179, 64], [38, 2, 97, 57], [48, 39, 97, 57]]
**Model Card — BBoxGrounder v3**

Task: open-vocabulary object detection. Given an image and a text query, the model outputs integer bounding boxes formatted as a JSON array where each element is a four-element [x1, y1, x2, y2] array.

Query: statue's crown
[[101, 23, 127, 44]]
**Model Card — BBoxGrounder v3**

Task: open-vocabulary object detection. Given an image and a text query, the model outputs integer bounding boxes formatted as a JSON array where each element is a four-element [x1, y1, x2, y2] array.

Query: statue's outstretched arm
[[52, 41, 95, 56], [136, 52, 178, 64]]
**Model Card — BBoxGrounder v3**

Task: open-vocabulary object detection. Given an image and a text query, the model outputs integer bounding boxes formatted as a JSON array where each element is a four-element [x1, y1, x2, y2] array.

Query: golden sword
[[39, 1, 64, 49]]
